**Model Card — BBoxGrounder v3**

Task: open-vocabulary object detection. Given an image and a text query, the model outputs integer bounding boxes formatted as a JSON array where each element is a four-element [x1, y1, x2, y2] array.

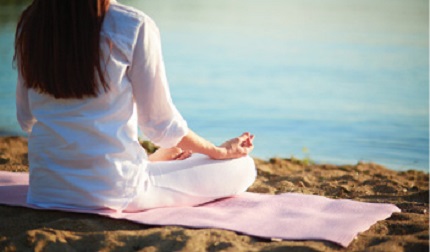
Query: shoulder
[[107, 2, 157, 29], [102, 2, 159, 58]]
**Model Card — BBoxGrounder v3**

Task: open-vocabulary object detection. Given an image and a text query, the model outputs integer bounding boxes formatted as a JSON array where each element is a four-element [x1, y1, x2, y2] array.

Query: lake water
[[0, 0, 428, 171]]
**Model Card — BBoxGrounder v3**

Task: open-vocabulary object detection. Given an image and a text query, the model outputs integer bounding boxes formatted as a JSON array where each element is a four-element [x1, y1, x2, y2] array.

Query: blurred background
[[0, 0, 428, 171]]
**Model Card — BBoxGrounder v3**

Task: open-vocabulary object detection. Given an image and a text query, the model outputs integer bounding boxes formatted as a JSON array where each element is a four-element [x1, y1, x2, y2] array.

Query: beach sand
[[0, 136, 428, 251]]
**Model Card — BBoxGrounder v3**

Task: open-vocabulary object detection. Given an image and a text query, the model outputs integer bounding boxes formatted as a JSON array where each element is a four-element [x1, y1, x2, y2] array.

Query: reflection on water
[[0, 0, 428, 171]]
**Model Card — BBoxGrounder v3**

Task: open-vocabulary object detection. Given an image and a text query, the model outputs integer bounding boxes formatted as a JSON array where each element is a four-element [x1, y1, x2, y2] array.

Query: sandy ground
[[0, 136, 428, 251]]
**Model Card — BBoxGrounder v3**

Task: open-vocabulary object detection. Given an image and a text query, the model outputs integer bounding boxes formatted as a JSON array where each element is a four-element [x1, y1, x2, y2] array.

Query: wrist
[[208, 146, 226, 159]]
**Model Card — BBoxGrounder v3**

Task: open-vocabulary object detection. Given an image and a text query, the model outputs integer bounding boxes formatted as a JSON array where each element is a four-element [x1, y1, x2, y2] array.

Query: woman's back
[[19, 2, 183, 210]]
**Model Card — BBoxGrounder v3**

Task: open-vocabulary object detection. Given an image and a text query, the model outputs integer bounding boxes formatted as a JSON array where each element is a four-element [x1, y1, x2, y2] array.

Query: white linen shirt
[[15, 1, 188, 211]]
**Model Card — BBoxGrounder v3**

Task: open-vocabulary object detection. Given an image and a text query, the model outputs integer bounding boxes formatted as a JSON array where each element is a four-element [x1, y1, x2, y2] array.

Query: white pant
[[126, 154, 256, 211]]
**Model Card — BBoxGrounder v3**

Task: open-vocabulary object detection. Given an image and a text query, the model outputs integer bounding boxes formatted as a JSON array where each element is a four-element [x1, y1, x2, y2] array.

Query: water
[[0, 0, 428, 171]]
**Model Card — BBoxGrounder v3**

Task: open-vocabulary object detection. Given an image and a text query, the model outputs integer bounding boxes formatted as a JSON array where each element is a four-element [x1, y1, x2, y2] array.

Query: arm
[[177, 130, 254, 160], [129, 17, 188, 148], [16, 71, 36, 134], [148, 130, 254, 161], [128, 18, 254, 159]]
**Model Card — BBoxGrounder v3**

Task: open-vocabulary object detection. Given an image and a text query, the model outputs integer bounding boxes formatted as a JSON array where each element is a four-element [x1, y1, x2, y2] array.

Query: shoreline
[[1, 134, 428, 172], [0, 136, 428, 251]]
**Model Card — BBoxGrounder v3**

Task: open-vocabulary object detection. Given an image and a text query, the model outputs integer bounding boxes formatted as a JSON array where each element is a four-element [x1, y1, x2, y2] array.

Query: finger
[[237, 145, 250, 155], [242, 142, 254, 154], [247, 134, 255, 146], [180, 150, 192, 160], [237, 132, 250, 142], [173, 152, 185, 160], [175, 152, 184, 160], [183, 150, 193, 159], [241, 138, 251, 147], [241, 136, 254, 147], [176, 150, 193, 160], [171, 148, 184, 159]]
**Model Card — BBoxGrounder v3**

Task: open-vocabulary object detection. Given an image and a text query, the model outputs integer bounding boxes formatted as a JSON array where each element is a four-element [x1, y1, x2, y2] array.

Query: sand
[[0, 136, 428, 251]]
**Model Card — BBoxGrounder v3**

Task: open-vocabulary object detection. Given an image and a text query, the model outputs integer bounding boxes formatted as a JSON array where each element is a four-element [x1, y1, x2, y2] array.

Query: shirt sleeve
[[16, 71, 36, 134], [128, 18, 188, 148]]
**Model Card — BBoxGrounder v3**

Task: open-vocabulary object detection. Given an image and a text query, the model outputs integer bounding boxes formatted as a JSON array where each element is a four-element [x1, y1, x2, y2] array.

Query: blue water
[[0, 0, 428, 171]]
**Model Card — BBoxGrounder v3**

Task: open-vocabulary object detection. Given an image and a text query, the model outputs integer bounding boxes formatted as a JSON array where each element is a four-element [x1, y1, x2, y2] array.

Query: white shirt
[[16, 1, 188, 211]]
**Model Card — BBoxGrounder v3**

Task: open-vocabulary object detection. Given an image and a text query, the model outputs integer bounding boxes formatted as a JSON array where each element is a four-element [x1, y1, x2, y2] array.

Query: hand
[[212, 132, 254, 160], [148, 147, 192, 162]]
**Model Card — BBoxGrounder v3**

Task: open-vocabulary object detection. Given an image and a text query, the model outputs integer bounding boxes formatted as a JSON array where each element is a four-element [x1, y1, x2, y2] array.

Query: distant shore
[[0, 136, 428, 251]]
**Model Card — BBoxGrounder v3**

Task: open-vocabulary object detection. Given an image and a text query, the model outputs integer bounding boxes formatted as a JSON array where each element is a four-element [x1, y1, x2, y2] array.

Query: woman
[[14, 0, 256, 211]]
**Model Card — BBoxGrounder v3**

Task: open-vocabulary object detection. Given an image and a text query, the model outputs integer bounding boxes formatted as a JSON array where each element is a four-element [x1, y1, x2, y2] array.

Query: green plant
[[139, 140, 159, 154]]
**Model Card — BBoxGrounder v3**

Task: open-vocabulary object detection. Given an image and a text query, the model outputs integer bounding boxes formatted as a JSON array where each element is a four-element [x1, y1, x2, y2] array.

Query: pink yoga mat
[[0, 171, 400, 247]]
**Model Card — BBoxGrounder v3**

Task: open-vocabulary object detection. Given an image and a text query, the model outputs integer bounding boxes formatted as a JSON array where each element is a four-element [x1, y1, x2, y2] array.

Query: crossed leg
[[126, 154, 256, 211]]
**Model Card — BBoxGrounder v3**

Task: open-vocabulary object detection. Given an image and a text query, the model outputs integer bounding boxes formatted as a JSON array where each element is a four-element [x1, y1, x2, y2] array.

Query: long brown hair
[[14, 0, 110, 99]]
